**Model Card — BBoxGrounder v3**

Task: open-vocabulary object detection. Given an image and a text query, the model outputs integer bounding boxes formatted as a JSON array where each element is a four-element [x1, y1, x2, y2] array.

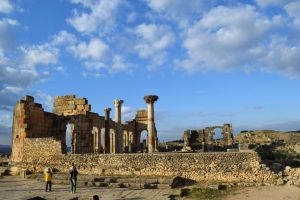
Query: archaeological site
[[11, 94, 159, 162], [0, 94, 299, 199]]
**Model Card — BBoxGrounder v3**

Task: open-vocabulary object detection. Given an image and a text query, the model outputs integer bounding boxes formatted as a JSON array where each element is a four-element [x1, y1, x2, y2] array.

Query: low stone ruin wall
[[13, 152, 276, 183], [23, 138, 63, 158]]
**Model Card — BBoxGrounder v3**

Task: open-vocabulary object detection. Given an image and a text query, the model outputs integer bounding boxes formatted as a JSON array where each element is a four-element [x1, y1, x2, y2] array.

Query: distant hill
[[235, 130, 300, 144], [0, 145, 11, 154]]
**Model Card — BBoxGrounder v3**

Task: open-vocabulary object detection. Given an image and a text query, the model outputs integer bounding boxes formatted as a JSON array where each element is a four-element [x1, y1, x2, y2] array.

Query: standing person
[[44, 167, 52, 192], [70, 163, 78, 194]]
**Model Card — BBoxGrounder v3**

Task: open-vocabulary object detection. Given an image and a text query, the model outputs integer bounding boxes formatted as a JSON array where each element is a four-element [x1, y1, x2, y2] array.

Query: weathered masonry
[[11, 95, 159, 162], [14, 152, 276, 183], [182, 124, 234, 151]]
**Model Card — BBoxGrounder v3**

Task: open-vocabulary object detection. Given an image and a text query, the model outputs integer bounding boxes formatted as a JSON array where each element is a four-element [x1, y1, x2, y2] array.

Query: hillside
[[235, 130, 300, 144]]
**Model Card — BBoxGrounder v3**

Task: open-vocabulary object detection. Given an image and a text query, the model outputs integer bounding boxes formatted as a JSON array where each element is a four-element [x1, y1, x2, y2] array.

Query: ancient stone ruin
[[11, 95, 159, 162], [182, 124, 234, 152], [8, 95, 281, 185]]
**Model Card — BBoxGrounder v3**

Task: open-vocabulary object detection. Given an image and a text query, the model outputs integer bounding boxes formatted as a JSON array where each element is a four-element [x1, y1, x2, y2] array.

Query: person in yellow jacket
[[44, 167, 52, 192]]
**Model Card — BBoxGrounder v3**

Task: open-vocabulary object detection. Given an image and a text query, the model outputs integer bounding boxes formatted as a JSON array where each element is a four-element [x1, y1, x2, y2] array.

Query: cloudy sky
[[0, 0, 300, 145]]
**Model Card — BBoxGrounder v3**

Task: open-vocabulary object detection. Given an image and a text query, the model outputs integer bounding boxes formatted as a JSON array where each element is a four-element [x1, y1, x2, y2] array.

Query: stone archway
[[61, 118, 76, 154], [203, 124, 234, 151], [136, 129, 148, 153]]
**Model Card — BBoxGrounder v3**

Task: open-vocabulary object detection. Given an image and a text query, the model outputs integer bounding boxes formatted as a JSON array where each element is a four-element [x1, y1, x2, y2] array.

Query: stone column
[[144, 95, 158, 153], [113, 100, 124, 153], [104, 108, 111, 154], [128, 132, 132, 153], [182, 129, 192, 151], [93, 127, 99, 153]]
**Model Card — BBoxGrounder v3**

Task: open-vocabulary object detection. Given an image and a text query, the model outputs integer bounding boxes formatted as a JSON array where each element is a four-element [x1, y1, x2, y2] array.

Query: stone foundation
[[13, 152, 276, 183]]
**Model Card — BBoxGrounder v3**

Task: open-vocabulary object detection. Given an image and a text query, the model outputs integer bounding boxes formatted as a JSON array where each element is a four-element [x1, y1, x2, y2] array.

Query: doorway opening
[[140, 130, 148, 153], [66, 123, 72, 153]]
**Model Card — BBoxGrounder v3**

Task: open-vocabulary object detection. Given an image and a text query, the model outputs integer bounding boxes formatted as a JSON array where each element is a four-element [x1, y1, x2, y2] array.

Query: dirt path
[[0, 175, 177, 200], [224, 185, 300, 200], [1, 175, 300, 200]]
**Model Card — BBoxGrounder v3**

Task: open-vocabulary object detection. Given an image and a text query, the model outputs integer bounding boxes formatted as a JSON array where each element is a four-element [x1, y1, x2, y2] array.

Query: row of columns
[[99, 95, 158, 154]]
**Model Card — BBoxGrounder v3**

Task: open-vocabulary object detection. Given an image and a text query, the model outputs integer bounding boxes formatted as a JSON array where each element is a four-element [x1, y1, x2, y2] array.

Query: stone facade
[[182, 124, 234, 152], [13, 152, 276, 183], [11, 95, 159, 162]]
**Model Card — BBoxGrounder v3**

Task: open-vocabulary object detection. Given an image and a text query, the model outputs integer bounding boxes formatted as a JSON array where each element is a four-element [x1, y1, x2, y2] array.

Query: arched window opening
[[140, 130, 148, 153]]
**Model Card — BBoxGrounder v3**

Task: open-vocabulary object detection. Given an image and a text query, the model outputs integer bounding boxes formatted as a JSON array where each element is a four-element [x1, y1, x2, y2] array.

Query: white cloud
[[55, 66, 65, 72], [0, 18, 19, 53], [34, 91, 53, 111], [121, 106, 136, 122], [110, 55, 130, 73], [0, 112, 12, 126], [255, 0, 286, 7], [285, 1, 300, 27], [177, 5, 280, 72], [83, 55, 131, 74], [51, 30, 77, 45], [127, 12, 136, 23], [82, 71, 105, 78], [67, 0, 122, 35], [0, 122, 11, 144], [21, 44, 59, 67], [0, 0, 13, 14], [84, 61, 105, 70], [0, 18, 18, 26], [0, 85, 25, 108], [133, 24, 175, 67], [68, 37, 108, 61], [145, 0, 205, 28], [0, 41, 59, 110], [263, 37, 300, 78], [0, 67, 38, 88]]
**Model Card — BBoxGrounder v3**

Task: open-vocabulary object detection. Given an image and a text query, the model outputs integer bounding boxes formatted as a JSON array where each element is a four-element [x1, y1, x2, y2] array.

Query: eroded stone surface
[[11, 95, 159, 162], [13, 152, 276, 183], [182, 124, 234, 152]]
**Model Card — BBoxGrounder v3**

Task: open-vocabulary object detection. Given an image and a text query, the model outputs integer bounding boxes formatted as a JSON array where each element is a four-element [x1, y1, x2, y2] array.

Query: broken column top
[[113, 99, 124, 106], [144, 95, 158, 104], [104, 107, 112, 112], [24, 95, 34, 102], [104, 107, 112, 120]]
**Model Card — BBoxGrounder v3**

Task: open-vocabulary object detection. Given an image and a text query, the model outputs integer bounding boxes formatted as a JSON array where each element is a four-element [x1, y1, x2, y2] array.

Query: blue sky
[[1, 0, 300, 145]]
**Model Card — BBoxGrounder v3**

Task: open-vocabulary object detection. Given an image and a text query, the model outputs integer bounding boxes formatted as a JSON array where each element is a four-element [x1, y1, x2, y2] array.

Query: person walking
[[70, 163, 78, 194], [44, 167, 52, 192]]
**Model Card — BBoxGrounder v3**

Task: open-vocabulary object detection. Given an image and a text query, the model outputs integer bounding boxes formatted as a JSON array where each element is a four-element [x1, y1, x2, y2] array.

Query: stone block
[[84, 105, 91, 111], [55, 95, 75, 100], [207, 184, 220, 190], [54, 105, 76, 111], [76, 105, 85, 111], [54, 100, 75, 107], [94, 177, 105, 182], [109, 183, 121, 188], [75, 98, 87, 105]]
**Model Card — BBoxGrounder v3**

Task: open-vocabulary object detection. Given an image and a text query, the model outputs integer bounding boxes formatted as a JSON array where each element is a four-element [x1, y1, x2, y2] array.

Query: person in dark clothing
[[93, 195, 100, 200], [70, 163, 78, 194]]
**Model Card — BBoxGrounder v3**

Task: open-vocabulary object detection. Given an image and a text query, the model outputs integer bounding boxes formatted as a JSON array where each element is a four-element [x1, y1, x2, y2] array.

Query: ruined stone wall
[[23, 138, 63, 161], [14, 152, 276, 183], [11, 94, 159, 161], [11, 96, 63, 162], [54, 95, 91, 116]]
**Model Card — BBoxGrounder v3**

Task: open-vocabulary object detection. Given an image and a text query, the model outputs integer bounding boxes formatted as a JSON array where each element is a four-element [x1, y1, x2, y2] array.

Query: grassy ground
[[179, 187, 231, 200], [259, 149, 300, 167]]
